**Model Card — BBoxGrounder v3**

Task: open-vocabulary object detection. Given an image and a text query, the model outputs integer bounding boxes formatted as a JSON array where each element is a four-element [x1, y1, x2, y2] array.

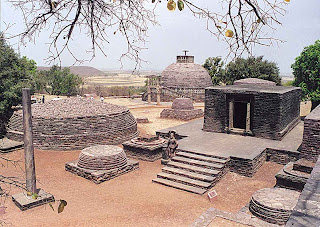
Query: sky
[[2, 0, 320, 74]]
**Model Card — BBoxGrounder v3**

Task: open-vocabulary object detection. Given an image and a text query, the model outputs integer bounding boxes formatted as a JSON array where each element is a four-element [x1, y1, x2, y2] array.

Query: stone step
[[176, 151, 228, 165], [157, 172, 212, 189], [167, 161, 220, 176], [171, 156, 224, 170], [293, 159, 315, 174], [162, 166, 216, 182], [152, 178, 207, 194], [177, 149, 229, 160]]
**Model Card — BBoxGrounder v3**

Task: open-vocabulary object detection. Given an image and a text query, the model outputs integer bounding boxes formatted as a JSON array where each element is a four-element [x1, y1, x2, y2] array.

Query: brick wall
[[300, 105, 320, 162]]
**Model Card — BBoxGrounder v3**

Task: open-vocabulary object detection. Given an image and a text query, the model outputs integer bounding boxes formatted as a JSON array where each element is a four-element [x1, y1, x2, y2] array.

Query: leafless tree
[[6, 0, 287, 69]]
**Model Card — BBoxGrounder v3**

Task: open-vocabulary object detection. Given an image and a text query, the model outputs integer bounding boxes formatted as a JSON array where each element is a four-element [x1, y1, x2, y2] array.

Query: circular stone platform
[[77, 145, 127, 170], [171, 98, 194, 110], [160, 98, 203, 121], [249, 188, 300, 225], [6, 98, 138, 150]]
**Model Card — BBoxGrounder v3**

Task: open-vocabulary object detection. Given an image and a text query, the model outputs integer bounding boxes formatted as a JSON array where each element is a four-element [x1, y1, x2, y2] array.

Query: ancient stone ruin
[[300, 104, 320, 162], [6, 98, 138, 150], [203, 78, 301, 140], [65, 145, 139, 183], [160, 98, 203, 121], [249, 187, 300, 225], [122, 135, 167, 162], [143, 53, 213, 102]]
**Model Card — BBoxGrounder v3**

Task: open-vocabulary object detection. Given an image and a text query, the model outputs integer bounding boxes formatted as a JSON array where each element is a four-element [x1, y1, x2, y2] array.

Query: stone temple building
[[203, 78, 301, 140], [143, 53, 213, 102], [6, 98, 138, 150]]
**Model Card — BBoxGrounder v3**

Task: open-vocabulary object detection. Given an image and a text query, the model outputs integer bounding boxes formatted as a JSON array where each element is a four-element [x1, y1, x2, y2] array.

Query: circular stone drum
[[249, 187, 300, 225], [6, 98, 138, 150], [171, 98, 194, 110], [77, 145, 127, 170]]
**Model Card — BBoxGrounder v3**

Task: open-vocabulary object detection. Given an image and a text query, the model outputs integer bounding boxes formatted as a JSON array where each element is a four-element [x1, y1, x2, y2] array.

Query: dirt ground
[[0, 98, 311, 226], [1, 149, 282, 227]]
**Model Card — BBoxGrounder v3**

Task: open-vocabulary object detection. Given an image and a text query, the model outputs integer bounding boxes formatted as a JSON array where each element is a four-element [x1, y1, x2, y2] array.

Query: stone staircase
[[152, 150, 229, 194]]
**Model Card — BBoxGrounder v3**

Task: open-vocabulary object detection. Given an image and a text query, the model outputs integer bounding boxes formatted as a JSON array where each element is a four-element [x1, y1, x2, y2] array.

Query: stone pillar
[[156, 77, 160, 106], [228, 100, 234, 129], [147, 77, 151, 104], [22, 88, 37, 193], [246, 102, 251, 132]]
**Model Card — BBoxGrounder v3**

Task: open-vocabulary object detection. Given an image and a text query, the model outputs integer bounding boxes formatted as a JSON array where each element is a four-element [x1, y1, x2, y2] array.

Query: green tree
[[0, 35, 36, 137], [225, 56, 282, 85], [37, 65, 83, 96], [292, 40, 320, 110], [203, 57, 226, 85]]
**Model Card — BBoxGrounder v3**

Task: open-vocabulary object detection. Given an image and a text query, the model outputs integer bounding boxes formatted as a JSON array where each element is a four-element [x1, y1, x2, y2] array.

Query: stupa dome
[[6, 98, 138, 150], [160, 55, 213, 89]]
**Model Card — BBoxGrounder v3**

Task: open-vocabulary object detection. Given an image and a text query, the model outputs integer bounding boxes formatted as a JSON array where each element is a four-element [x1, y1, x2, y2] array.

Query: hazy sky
[[2, 0, 320, 74]]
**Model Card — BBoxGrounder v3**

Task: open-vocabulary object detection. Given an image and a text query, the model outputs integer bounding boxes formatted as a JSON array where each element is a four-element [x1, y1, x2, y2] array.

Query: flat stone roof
[[157, 119, 303, 160], [206, 85, 301, 94], [305, 104, 320, 121]]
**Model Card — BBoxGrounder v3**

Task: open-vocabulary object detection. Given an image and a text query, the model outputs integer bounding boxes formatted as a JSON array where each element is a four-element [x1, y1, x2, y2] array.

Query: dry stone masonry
[[65, 145, 139, 183], [300, 104, 320, 162], [203, 80, 301, 140], [6, 98, 138, 150], [249, 187, 300, 225], [143, 54, 213, 102], [122, 136, 167, 162], [160, 98, 203, 121]]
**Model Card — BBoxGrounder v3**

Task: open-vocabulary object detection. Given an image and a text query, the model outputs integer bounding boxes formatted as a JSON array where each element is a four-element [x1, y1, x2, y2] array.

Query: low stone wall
[[7, 110, 138, 150], [300, 104, 320, 162], [229, 150, 267, 177], [266, 148, 300, 165], [286, 156, 320, 226], [65, 159, 139, 184], [160, 109, 203, 121]]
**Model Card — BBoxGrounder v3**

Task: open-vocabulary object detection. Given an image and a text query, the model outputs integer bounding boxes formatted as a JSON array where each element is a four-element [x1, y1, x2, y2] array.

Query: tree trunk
[[311, 100, 320, 111]]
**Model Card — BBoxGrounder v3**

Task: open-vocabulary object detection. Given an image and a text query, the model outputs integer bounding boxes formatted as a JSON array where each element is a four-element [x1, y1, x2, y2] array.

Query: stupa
[[65, 145, 139, 183], [6, 98, 138, 150]]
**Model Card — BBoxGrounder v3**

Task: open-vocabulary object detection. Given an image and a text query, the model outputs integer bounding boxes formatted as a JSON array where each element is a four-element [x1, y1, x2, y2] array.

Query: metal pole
[[22, 88, 37, 193]]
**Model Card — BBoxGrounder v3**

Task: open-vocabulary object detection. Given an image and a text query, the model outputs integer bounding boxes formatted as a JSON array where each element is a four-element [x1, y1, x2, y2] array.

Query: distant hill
[[37, 66, 105, 77]]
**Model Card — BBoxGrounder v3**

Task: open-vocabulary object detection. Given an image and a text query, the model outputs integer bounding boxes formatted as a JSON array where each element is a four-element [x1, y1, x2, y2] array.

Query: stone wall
[[286, 156, 320, 226], [229, 150, 267, 177], [203, 86, 301, 140], [300, 104, 320, 162], [266, 148, 300, 165], [6, 110, 138, 150], [203, 89, 227, 132], [142, 87, 206, 102]]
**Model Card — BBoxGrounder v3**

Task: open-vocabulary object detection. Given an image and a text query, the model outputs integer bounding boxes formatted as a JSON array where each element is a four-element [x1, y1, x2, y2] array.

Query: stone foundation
[[266, 148, 300, 165], [122, 136, 166, 162], [65, 159, 139, 184], [160, 109, 203, 121], [300, 104, 320, 162], [229, 150, 267, 177], [6, 98, 138, 150]]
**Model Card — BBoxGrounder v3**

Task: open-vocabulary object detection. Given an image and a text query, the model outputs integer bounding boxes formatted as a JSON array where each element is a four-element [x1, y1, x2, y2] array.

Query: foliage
[[292, 40, 320, 109], [283, 80, 294, 87], [225, 56, 282, 85], [83, 85, 147, 97], [36, 65, 83, 96], [203, 57, 226, 85], [0, 35, 36, 135]]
